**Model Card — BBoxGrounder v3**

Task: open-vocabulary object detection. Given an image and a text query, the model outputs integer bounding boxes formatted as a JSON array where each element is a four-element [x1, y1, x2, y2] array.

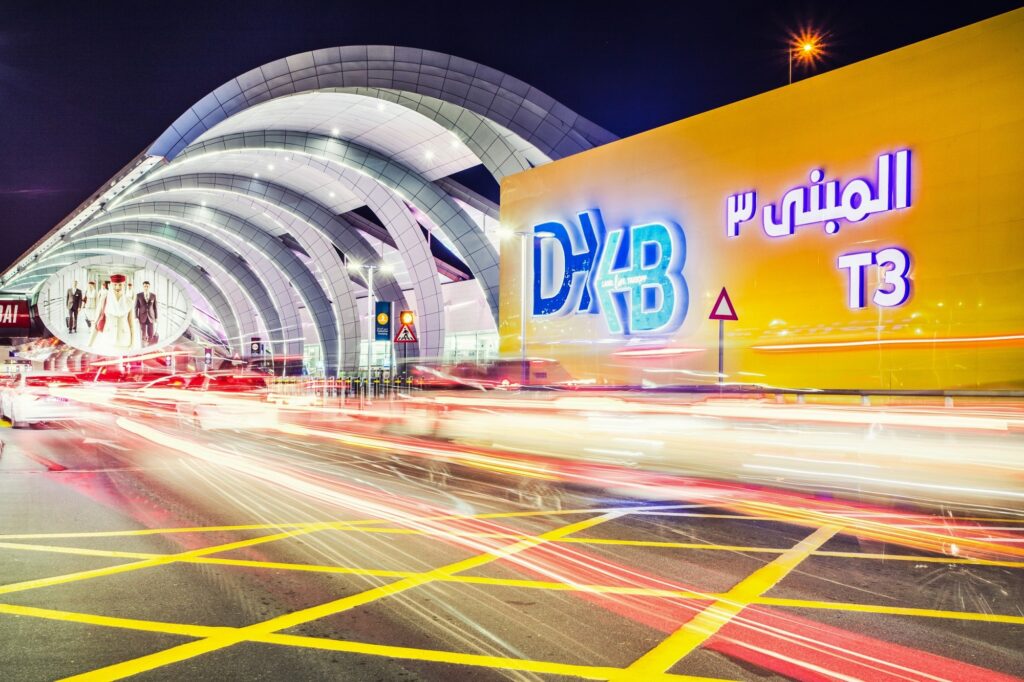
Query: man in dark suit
[[134, 281, 158, 346], [66, 280, 83, 333]]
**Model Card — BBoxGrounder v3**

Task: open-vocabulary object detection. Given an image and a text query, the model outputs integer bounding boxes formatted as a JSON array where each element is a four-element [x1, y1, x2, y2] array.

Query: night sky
[[0, 1, 1019, 272]]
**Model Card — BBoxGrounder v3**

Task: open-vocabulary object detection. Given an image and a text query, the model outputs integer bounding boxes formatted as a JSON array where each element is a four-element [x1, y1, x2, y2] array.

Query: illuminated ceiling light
[[329, 191, 336, 198], [253, 172, 260, 178], [347, 260, 362, 271], [331, 127, 340, 136], [267, 164, 275, 171], [201, 201, 207, 207], [424, 149, 435, 160], [376, 102, 385, 111]]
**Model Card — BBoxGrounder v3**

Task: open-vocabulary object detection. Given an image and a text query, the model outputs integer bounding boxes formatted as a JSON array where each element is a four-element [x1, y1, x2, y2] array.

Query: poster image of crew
[[89, 274, 135, 353], [134, 280, 158, 346], [37, 264, 191, 357]]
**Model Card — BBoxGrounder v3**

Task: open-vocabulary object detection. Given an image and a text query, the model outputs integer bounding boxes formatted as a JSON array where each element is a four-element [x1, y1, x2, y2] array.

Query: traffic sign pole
[[708, 287, 738, 390], [718, 319, 724, 386]]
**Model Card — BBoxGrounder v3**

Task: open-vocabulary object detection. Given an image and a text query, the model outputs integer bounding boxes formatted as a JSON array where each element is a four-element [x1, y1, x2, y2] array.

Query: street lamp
[[788, 30, 825, 84], [347, 260, 393, 400], [501, 229, 555, 388]]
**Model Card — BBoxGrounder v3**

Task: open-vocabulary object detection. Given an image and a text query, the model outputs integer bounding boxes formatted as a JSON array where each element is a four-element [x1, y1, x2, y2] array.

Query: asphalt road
[[0, 415, 1021, 681]]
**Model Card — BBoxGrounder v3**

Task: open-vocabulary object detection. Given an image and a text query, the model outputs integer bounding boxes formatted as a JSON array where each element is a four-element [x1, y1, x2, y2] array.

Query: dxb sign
[[530, 209, 688, 336]]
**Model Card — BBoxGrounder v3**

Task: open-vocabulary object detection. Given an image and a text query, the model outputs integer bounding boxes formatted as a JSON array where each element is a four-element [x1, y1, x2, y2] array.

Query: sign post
[[394, 311, 417, 382], [394, 311, 416, 387], [375, 301, 392, 396], [708, 287, 738, 386]]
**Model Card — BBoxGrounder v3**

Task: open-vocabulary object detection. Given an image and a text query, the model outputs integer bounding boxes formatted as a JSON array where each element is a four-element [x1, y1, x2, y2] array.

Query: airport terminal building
[[2, 10, 1021, 390]]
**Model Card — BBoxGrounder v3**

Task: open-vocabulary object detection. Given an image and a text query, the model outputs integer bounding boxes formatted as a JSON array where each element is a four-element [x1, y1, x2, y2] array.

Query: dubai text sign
[[0, 300, 30, 330]]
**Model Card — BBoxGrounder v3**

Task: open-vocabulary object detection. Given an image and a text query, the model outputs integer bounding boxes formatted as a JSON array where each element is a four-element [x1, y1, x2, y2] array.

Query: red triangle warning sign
[[708, 287, 738, 321], [394, 324, 418, 343]]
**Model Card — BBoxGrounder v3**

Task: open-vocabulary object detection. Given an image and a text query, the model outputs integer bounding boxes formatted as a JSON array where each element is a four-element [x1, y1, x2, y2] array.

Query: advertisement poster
[[38, 264, 192, 356]]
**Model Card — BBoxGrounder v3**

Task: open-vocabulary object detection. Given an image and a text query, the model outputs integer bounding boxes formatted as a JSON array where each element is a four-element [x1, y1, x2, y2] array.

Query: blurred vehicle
[[84, 366, 174, 388], [178, 373, 278, 430], [113, 373, 194, 417], [0, 372, 83, 428], [410, 359, 576, 390], [387, 392, 1024, 513]]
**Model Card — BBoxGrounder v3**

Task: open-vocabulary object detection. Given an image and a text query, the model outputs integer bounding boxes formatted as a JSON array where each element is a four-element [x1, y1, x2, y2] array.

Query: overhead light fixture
[[424, 150, 435, 160], [253, 172, 260, 178], [331, 128, 340, 136], [267, 164, 274, 171]]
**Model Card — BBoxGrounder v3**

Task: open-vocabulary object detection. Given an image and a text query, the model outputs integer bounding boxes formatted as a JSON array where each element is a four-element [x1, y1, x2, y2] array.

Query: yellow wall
[[499, 10, 1024, 391]]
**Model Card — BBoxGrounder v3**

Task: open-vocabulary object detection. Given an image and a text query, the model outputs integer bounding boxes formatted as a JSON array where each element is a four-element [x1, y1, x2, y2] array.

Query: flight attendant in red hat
[[89, 274, 135, 353]]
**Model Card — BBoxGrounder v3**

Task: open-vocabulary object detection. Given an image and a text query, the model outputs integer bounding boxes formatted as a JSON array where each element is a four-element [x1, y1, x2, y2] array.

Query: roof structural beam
[[167, 131, 492, 331], [148, 46, 615, 162], [113, 173, 431, 365], [89, 202, 345, 375], [124, 156, 449, 362]]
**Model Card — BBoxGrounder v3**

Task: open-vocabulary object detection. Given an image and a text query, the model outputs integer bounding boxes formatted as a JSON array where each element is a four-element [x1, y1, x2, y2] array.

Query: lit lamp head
[[400, 311, 414, 325], [790, 30, 825, 66]]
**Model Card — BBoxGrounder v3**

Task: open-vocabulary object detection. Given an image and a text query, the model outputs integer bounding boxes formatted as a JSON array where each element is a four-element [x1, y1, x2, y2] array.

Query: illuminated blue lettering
[[594, 222, 687, 334], [532, 210, 603, 316], [531, 208, 688, 336]]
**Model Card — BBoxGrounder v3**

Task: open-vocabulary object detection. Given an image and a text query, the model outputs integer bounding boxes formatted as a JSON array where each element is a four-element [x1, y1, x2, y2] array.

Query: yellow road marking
[[253, 632, 728, 681], [754, 597, 1024, 625], [726, 500, 1024, 559], [0, 524, 332, 596], [814, 550, 1024, 569], [0, 503, 658, 541], [616, 526, 839, 679], [4, 529, 1022, 584], [444, 574, 714, 599], [0, 602, 226, 638], [60, 511, 624, 681], [560, 537, 781, 552], [1, 506, 1016, 541], [0, 522, 320, 541], [24, 543, 1023, 614], [0, 541, 154, 560], [0, 603, 719, 682], [8, 540, 1019, 623]]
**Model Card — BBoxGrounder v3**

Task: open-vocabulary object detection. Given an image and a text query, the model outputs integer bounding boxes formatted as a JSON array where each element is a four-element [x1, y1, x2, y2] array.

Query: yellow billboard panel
[[498, 10, 1024, 391]]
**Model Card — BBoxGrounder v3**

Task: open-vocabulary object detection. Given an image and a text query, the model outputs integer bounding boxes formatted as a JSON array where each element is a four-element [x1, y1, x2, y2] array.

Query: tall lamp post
[[347, 260, 392, 401], [788, 31, 824, 84], [502, 229, 554, 388]]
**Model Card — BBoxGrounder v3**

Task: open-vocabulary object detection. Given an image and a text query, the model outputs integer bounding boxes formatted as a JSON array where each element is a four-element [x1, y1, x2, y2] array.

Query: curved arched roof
[[1, 46, 615, 375]]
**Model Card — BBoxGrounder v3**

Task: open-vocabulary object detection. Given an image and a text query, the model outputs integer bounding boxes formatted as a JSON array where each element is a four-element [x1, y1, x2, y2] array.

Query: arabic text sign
[[498, 10, 1024, 391], [727, 150, 913, 309]]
